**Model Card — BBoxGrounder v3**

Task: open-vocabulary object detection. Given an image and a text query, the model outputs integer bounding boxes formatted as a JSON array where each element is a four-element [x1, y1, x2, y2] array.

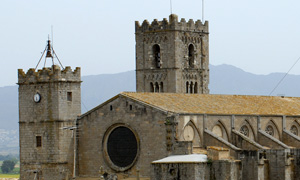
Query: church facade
[[18, 14, 300, 180]]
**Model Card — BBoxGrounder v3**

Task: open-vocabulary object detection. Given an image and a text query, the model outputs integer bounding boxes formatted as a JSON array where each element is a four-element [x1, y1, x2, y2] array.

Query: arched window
[[194, 82, 198, 94], [188, 44, 195, 68], [150, 82, 154, 92], [265, 125, 274, 136], [186, 82, 189, 93], [240, 125, 249, 137], [190, 82, 194, 94], [160, 82, 164, 93], [291, 125, 298, 136], [153, 44, 161, 68], [155, 82, 159, 93]]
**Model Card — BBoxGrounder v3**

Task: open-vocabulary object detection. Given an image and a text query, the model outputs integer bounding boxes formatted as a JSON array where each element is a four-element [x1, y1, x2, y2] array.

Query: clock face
[[183, 125, 194, 141], [33, 93, 41, 103]]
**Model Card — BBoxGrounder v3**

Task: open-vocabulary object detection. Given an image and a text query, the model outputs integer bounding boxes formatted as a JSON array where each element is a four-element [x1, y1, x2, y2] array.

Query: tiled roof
[[121, 92, 300, 116]]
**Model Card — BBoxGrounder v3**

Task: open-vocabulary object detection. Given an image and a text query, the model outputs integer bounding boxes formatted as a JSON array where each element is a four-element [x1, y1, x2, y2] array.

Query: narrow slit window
[[67, 92, 72, 101], [36, 136, 42, 147]]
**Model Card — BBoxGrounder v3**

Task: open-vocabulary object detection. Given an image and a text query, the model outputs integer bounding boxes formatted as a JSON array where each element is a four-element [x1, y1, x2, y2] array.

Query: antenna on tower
[[170, 0, 173, 14], [202, 0, 204, 22], [51, 25, 54, 49]]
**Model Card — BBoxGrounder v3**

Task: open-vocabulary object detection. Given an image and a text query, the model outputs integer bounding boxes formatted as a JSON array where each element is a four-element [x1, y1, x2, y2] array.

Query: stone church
[[18, 14, 300, 180]]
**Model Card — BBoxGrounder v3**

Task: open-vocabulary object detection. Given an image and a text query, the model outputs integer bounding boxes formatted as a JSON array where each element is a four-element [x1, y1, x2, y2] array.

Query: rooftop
[[121, 92, 300, 116]]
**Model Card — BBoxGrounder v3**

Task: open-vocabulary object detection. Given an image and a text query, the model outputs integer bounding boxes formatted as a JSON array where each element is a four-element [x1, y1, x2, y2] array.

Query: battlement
[[135, 14, 208, 33], [18, 65, 81, 84]]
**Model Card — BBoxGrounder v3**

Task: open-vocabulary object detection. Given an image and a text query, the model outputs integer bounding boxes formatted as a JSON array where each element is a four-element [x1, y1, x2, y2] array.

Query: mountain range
[[1, 64, 300, 154], [3, 64, 300, 130]]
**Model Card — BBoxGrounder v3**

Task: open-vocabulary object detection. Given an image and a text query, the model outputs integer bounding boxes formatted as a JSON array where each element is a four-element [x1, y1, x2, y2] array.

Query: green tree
[[1, 160, 16, 174]]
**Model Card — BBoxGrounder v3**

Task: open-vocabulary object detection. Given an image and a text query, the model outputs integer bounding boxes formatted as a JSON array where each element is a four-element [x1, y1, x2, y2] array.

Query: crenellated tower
[[135, 14, 209, 94], [18, 41, 81, 180]]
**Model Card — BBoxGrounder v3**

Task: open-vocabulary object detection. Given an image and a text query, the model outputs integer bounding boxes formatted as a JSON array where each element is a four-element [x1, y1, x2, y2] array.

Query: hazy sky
[[1, 0, 300, 87]]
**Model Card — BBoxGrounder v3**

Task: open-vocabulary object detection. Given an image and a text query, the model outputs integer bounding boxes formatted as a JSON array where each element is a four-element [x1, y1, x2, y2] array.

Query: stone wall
[[135, 14, 209, 94], [77, 95, 171, 178], [18, 66, 81, 180], [151, 160, 241, 180]]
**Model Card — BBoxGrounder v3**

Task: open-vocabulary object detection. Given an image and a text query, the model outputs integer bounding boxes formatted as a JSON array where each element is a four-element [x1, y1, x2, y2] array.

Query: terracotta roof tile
[[121, 92, 300, 116]]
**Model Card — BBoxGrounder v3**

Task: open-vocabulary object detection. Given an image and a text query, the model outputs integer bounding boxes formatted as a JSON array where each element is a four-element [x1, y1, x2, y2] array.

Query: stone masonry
[[18, 65, 81, 180], [135, 14, 209, 94]]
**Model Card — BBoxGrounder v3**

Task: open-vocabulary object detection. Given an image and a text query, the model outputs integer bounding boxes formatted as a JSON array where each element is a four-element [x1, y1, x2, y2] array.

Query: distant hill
[[2, 64, 300, 132], [2, 64, 300, 154]]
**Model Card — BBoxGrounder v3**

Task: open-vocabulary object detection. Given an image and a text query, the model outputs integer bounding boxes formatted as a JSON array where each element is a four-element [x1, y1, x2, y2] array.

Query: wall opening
[[186, 82, 189, 93], [153, 44, 161, 68], [160, 82, 164, 93], [36, 136, 42, 147], [188, 44, 195, 68], [194, 82, 198, 94], [155, 82, 159, 92], [67, 92, 72, 101], [150, 82, 154, 92], [190, 82, 194, 94], [291, 125, 298, 136], [103, 124, 139, 171]]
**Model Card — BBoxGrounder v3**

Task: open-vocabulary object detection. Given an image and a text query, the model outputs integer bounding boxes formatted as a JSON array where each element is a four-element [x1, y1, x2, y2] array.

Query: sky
[[1, 0, 300, 87]]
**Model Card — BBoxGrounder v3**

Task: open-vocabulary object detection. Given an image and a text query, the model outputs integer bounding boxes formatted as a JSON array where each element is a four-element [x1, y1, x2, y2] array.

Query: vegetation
[[1, 160, 16, 173], [0, 155, 20, 178]]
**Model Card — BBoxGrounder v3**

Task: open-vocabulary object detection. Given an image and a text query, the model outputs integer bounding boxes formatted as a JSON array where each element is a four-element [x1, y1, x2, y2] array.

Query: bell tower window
[[155, 82, 159, 92], [150, 82, 154, 92], [194, 82, 198, 94], [160, 82, 164, 93], [186, 82, 189, 93], [188, 44, 195, 68], [153, 44, 161, 68], [190, 82, 194, 94]]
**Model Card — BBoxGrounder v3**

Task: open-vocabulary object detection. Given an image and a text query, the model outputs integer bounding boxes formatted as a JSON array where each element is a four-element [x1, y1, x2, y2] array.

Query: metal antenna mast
[[202, 0, 204, 22], [170, 0, 173, 14], [51, 25, 54, 50]]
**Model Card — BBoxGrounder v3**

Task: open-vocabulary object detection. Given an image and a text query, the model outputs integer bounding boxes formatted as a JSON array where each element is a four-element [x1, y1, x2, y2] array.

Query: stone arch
[[265, 120, 280, 140], [160, 82, 164, 93], [188, 44, 195, 68], [212, 120, 229, 141], [154, 82, 159, 92], [239, 119, 256, 141], [152, 44, 161, 68], [194, 82, 198, 94], [150, 82, 154, 92], [289, 120, 300, 136], [186, 81, 189, 93], [190, 81, 194, 94], [182, 121, 202, 148]]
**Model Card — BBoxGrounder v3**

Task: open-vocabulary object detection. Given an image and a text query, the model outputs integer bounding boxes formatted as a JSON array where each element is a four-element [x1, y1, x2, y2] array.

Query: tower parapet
[[135, 14, 209, 94], [18, 65, 81, 85], [135, 14, 208, 33]]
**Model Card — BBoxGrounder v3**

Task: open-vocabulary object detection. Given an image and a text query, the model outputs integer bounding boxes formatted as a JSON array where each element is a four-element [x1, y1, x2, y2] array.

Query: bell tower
[[18, 40, 81, 179], [135, 14, 209, 94]]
